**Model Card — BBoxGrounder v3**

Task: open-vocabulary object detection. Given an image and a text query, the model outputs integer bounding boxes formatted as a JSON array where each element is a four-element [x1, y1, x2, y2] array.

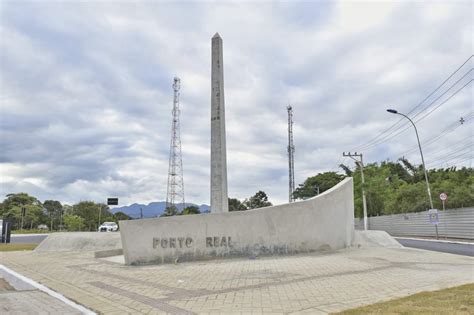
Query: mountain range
[[110, 202, 210, 218]]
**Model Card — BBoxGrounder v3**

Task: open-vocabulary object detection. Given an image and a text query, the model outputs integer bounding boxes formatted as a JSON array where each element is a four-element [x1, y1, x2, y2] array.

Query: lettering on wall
[[153, 237, 193, 249], [206, 236, 232, 247], [152, 236, 233, 249]]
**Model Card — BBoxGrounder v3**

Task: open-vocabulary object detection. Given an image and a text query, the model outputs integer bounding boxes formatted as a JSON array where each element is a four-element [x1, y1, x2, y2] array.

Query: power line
[[423, 136, 472, 160], [395, 112, 473, 157], [411, 78, 473, 123], [428, 151, 473, 169], [352, 55, 473, 151], [359, 77, 472, 151], [427, 146, 472, 164], [330, 155, 347, 173], [446, 155, 473, 168]]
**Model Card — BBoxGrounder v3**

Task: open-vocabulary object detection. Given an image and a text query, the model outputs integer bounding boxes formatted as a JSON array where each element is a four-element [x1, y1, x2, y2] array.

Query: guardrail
[[355, 207, 474, 239]]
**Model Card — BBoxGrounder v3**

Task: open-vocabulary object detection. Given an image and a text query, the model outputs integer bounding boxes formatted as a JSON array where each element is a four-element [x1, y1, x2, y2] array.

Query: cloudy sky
[[1, 1, 472, 207]]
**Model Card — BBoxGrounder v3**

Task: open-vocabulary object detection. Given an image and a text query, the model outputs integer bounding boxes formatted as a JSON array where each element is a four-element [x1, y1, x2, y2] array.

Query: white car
[[98, 222, 118, 232]]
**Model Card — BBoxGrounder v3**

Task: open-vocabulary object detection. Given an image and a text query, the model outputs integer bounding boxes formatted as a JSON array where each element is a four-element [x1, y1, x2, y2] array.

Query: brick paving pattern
[[0, 275, 82, 314], [1, 247, 473, 314]]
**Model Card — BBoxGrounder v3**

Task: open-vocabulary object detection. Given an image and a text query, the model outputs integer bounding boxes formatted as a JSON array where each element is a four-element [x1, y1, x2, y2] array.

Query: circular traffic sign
[[439, 193, 447, 201]]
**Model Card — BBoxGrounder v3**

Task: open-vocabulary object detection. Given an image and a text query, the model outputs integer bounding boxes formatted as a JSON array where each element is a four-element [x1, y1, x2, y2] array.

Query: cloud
[[0, 1, 472, 206]]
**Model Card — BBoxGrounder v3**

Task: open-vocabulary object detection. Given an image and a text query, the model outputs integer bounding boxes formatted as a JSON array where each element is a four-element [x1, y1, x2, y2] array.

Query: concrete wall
[[119, 178, 354, 265]]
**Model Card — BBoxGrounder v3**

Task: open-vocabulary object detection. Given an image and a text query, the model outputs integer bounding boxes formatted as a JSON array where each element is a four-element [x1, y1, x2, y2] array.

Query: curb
[[394, 237, 474, 245], [0, 264, 96, 315]]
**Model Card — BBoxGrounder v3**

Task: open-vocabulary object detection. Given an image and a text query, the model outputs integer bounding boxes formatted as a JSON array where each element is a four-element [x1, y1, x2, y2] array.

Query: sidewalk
[[1, 246, 473, 314], [0, 265, 94, 314]]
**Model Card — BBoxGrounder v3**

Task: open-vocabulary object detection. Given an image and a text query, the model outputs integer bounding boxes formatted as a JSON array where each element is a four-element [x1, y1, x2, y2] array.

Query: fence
[[355, 207, 474, 239]]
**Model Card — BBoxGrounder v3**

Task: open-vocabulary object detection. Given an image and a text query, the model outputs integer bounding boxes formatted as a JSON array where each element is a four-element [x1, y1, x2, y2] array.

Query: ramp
[[352, 230, 403, 248], [34, 232, 122, 252]]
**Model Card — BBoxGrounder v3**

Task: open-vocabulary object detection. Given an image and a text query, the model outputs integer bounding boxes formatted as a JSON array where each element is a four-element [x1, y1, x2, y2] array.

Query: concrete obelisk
[[210, 33, 229, 213]]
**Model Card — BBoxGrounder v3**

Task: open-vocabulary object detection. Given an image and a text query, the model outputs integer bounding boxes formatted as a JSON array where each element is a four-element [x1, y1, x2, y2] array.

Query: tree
[[73, 201, 98, 231], [295, 160, 473, 217], [161, 205, 179, 217], [1, 193, 43, 230], [43, 200, 62, 231], [245, 191, 272, 209], [114, 211, 131, 221], [293, 172, 346, 200], [180, 206, 200, 215], [64, 214, 85, 231], [339, 164, 353, 177], [72, 201, 113, 231], [62, 204, 73, 215], [228, 198, 247, 211]]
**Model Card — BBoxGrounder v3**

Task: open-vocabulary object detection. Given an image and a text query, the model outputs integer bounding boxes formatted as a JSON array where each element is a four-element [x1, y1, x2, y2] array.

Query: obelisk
[[210, 33, 229, 213]]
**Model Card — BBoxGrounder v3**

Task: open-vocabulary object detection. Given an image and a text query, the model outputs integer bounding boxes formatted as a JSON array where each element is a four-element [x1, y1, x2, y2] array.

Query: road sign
[[439, 193, 447, 201], [428, 209, 439, 225], [107, 198, 118, 206]]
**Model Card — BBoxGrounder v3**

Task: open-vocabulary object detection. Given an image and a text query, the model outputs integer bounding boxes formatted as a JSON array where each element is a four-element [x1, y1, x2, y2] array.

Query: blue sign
[[428, 209, 439, 225]]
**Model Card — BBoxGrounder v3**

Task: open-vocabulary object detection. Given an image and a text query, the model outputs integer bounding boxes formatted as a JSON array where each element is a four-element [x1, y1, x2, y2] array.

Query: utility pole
[[166, 77, 185, 213], [343, 152, 368, 231], [287, 105, 295, 202]]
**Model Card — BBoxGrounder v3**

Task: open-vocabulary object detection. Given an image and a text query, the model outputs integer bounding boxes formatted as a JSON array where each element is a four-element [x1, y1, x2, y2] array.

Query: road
[[396, 238, 474, 257], [10, 234, 48, 244]]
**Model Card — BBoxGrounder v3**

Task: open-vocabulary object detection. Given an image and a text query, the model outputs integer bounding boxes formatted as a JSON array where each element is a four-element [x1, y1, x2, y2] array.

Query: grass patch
[[0, 243, 37, 251], [336, 283, 474, 314]]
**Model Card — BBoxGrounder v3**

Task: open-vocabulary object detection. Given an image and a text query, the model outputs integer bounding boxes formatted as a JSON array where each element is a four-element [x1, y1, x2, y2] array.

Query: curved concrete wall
[[119, 177, 354, 265]]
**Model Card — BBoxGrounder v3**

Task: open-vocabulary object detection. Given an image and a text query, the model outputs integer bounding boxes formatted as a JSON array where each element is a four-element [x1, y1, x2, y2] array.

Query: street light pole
[[387, 109, 437, 239]]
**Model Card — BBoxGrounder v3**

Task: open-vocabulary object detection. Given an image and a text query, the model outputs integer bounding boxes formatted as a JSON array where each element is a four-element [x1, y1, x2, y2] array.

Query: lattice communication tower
[[287, 105, 295, 202], [166, 77, 185, 211]]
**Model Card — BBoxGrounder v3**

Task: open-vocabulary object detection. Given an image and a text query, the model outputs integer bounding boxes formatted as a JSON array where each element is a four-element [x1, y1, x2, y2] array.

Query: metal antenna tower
[[166, 77, 185, 212], [287, 105, 295, 202]]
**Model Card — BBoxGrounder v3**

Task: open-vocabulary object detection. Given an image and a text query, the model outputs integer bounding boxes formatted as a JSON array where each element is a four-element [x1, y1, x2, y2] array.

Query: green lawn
[[0, 243, 38, 251], [336, 283, 474, 314]]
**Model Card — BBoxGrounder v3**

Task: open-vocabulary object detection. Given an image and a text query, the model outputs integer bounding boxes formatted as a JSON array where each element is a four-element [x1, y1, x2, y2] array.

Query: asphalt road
[[10, 234, 48, 244], [396, 238, 474, 257]]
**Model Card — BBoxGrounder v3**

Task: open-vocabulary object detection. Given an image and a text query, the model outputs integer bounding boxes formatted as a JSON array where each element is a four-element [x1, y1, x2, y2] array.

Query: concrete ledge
[[35, 232, 122, 252], [94, 248, 124, 258], [119, 178, 354, 265]]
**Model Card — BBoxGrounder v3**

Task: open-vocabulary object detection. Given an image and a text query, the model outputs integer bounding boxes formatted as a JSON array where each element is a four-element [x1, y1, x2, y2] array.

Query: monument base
[[119, 178, 354, 265]]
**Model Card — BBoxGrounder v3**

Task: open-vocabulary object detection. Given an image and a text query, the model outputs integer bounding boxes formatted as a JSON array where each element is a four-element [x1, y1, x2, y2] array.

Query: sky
[[0, 0, 472, 207]]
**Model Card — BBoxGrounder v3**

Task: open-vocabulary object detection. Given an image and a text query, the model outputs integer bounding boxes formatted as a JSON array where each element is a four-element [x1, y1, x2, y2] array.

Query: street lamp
[[386, 108, 437, 237]]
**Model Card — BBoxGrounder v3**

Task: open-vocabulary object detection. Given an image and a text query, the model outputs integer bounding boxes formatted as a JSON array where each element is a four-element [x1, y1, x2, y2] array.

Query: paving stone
[[0, 247, 473, 314]]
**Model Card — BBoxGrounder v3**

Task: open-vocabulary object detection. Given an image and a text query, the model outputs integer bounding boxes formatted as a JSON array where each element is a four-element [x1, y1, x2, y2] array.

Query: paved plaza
[[0, 268, 82, 314], [0, 246, 473, 314]]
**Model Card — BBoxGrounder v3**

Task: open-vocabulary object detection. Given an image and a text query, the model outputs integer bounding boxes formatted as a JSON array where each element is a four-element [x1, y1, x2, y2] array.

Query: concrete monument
[[210, 33, 229, 213], [119, 178, 354, 265], [118, 34, 355, 265]]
